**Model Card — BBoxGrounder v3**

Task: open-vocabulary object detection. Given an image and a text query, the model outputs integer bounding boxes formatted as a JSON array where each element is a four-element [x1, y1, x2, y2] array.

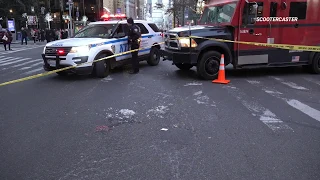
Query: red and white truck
[[161, 0, 320, 79]]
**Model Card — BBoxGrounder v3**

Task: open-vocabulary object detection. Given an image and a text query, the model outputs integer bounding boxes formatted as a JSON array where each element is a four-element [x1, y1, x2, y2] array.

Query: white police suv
[[41, 20, 164, 77]]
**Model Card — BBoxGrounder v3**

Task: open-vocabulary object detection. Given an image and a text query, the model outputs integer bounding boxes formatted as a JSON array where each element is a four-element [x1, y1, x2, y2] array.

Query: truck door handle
[[254, 33, 262, 36]]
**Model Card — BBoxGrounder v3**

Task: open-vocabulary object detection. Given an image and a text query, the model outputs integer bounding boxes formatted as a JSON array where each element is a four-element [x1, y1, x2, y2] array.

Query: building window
[[289, 2, 307, 20]]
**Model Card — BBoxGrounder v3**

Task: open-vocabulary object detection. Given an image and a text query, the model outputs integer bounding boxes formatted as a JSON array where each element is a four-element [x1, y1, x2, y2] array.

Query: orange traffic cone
[[212, 54, 230, 84]]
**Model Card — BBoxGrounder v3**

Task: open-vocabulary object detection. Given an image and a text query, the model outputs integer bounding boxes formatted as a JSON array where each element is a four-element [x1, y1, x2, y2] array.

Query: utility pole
[[68, 0, 73, 37], [60, 0, 64, 30]]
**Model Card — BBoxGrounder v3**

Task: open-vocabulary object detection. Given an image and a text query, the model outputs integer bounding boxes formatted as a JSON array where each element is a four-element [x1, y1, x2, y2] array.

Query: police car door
[[113, 23, 131, 61], [136, 23, 150, 56]]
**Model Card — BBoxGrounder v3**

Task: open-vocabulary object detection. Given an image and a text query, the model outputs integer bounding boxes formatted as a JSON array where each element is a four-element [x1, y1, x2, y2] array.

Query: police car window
[[74, 24, 116, 38], [148, 23, 160, 32], [200, 3, 236, 24], [136, 23, 149, 34]]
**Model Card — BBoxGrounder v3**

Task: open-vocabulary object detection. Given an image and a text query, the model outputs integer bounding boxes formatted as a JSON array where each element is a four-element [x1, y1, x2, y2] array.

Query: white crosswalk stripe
[[0, 45, 44, 55], [0, 56, 44, 76]]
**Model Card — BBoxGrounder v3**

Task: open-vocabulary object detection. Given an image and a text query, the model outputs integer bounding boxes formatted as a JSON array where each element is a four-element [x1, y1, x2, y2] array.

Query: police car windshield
[[200, 3, 237, 24], [74, 24, 117, 38]]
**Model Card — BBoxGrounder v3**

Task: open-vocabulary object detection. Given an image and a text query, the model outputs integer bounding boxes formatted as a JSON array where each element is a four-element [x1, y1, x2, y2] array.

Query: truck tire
[[197, 51, 221, 80], [308, 53, 320, 74], [147, 47, 160, 66], [94, 54, 110, 78], [175, 63, 193, 70], [56, 71, 68, 76]]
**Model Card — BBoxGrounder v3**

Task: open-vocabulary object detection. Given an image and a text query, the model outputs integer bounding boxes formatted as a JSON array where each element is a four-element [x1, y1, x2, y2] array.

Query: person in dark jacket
[[127, 18, 141, 74], [21, 27, 28, 45], [45, 28, 52, 42], [3, 29, 13, 51]]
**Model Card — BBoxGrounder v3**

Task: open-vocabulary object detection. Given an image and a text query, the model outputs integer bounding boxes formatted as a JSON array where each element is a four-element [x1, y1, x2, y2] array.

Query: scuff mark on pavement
[[147, 106, 169, 118]]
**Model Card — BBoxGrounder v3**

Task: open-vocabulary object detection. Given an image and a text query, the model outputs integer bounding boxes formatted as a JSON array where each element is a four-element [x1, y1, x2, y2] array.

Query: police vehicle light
[[179, 38, 197, 48], [70, 45, 90, 53], [57, 50, 65, 54], [101, 13, 127, 20]]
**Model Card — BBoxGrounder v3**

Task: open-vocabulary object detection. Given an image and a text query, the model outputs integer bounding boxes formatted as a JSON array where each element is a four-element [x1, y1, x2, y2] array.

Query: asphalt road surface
[[0, 45, 320, 180]]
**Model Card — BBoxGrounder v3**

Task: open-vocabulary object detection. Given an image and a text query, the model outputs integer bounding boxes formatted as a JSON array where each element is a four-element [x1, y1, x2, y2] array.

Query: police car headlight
[[70, 45, 90, 53], [179, 38, 197, 48]]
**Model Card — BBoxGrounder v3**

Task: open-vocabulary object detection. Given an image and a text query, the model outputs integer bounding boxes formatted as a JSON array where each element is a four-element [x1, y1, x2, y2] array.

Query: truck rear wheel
[[147, 47, 160, 66], [175, 63, 193, 70], [309, 53, 320, 74], [94, 54, 110, 78], [197, 51, 221, 80]]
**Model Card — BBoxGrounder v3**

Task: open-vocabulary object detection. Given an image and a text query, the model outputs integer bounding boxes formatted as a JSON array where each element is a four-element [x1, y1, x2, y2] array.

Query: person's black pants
[[4, 43, 11, 50], [21, 37, 27, 45], [131, 43, 140, 72]]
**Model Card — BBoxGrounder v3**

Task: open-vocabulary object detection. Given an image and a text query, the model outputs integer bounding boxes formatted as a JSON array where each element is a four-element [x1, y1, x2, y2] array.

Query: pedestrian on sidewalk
[[31, 29, 36, 44], [3, 29, 13, 51], [21, 27, 28, 45], [40, 29, 45, 42]]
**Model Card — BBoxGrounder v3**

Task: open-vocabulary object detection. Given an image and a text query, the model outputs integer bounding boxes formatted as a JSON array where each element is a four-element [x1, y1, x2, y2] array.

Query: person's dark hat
[[127, 18, 134, 24]]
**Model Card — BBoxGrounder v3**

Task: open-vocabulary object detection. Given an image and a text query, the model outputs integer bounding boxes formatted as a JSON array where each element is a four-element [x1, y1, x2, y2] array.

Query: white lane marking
[[247, 80, 320, 123], [286, 99, 320, 122], [271, 77, 308, 90], [11, 59, 42, 68], [18, 62, 43, 70], [0, 58, 31, 66], [0, 57, 22, 64], [0, 45, 44, 55], [303, 77, 320, 86], [20, 67, 31, 70], [23, 67, 44, 75], [0, 57, 19, 62], [224, 85, 293, 132], [193, 91, 202, 96], [184, 82, 202, 86]]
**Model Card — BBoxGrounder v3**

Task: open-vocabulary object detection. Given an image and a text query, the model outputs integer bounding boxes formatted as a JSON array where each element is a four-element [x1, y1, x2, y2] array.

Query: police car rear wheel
[[147, 47, 160, 66], [175, 63, 193, 70], [197, 51, 220, 80], [94, 54, 110, 78]]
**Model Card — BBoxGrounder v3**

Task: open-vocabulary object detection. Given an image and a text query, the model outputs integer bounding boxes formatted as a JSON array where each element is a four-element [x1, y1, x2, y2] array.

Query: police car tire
[[94, 54, 110, 78], [197, 51, 221, 80], [309, 53, 320, 74], [175, 63, 193, 70], [147, 47, 160, 66]]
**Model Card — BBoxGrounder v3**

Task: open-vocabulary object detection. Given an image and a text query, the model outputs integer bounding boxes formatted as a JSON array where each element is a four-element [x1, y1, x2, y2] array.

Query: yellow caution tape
[[0, 42, 164, 87], [189, 36, 320, 52]]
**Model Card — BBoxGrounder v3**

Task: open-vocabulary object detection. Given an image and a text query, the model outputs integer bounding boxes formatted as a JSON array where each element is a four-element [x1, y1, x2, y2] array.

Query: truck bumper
[[41, 54, 92, 75], [160, 49, 198, 65]]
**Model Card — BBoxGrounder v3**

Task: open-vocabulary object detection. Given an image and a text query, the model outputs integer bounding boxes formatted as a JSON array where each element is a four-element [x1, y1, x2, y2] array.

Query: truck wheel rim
[[205, 57, 219, 76]]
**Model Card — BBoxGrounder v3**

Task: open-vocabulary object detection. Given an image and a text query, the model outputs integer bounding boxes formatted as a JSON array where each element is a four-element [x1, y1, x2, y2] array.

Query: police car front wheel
[[94, 54, 110, 78], [147, 47, 160, 66]]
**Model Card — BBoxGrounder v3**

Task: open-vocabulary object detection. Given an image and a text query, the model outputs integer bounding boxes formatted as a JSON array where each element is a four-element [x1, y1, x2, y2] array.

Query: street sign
[[117, 8, 121, 14]]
